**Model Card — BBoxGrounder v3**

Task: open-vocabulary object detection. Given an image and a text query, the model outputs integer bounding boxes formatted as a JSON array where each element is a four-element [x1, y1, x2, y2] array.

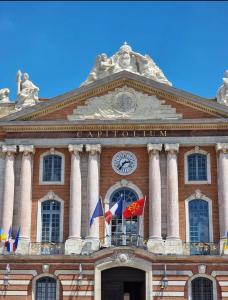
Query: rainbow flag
[[0, 228, 6, 242]]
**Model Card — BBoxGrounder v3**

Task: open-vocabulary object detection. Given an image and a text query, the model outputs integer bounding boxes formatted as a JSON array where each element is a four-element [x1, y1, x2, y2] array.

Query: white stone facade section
[[82, 42, 172, 86], [68, 86, 182, 121], [216, 143, 228, 242], [86, 144, 101, 244], [216, 70, 228, 106], [18, 145, 35, 241], [0, 151, 5, 226], [165, 144, 180, 240], [147, 144, 162, 241], [1, 145, 17, 234]]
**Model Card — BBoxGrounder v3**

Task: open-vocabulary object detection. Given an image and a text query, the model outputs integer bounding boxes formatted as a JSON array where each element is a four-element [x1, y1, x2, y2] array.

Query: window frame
[[32, 274, 59, 300], [39, 150, 65, 185], [188, 274, 217, 300], [36, 191, 64, 243], [184, 148, 211, 184], [185, 190, 213, 244]]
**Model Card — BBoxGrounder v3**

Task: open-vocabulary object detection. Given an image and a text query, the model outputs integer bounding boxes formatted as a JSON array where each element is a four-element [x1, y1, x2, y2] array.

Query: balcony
[[29, 243, 65, 255], [182, 242, 220, 256]]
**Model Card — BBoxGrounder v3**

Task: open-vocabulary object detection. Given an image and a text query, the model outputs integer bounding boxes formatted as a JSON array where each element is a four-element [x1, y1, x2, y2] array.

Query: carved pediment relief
[[68, 86, 182, 121]]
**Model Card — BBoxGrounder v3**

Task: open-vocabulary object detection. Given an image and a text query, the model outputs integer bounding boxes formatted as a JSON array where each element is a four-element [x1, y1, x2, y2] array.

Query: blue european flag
[[90, 198, 104, 227]]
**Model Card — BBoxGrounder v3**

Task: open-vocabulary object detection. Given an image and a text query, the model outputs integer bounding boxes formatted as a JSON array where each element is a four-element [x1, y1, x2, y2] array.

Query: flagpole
[[138, 196, 146, 247]]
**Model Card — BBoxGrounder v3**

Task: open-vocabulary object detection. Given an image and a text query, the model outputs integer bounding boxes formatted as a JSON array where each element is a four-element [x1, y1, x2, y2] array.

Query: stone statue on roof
[[217, 70, 228, 106], [81, 42, 172, 86], [16, 70, 40, 108], [0, 88, 10, 103]]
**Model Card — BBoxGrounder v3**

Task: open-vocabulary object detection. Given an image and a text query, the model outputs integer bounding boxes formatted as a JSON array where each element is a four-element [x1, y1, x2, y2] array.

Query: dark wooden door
[[101, 281, 123, 300], [101, 267, 145, 300]]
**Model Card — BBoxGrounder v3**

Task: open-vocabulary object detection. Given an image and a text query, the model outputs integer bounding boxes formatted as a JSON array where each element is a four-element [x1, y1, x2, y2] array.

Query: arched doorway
[[101, 267, 145, 300]]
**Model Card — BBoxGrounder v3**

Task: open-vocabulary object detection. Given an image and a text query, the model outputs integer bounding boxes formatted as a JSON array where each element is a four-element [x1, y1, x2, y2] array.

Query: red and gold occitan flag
[[123, 198, 145, 219]]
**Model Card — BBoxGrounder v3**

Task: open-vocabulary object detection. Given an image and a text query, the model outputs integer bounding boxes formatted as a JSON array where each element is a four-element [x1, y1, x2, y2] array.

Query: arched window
[[41, 200, 61, 243], [110, 187, 138, 246], [187, 153, 207, 181], [42, 154, 62, 182], [36, 276, 57, 300], [189, 199, 210, 254], [191, 277, 213, 300]]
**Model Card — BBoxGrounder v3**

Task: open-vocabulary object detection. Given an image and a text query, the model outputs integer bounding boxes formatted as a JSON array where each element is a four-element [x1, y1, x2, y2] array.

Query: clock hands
[[118, 159, 131, 170]]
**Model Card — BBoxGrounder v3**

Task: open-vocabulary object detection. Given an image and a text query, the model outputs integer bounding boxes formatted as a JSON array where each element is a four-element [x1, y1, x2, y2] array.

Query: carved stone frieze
[[68, 86, 182, 121]]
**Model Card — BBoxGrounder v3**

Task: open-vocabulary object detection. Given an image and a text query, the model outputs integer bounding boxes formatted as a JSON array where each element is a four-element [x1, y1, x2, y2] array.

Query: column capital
[[147, 143, 162, 154], [86, 144, 101, 155], [2, 145, 17, 156], [19, 145, 35, 155], [216, 143, 228, 153], [165, 143, 179, 153], [68, 144, 83, 155]]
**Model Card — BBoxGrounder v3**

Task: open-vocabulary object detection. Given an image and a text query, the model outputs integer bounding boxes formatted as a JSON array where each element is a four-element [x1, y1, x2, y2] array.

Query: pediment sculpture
[[0, 88, 10, 103], [81, 42, 172, 86], [16, 70, 40, 108], [217, 70, 228, 106], [68, 86, 182, 121]]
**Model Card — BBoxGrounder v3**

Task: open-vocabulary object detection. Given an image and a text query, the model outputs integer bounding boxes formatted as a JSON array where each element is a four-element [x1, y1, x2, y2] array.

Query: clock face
[[112, 151, 137, 175]]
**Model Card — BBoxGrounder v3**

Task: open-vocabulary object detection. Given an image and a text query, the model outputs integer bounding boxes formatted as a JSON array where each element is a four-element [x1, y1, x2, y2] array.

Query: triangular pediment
[[1, 71, 228, 122], [68, 86, 182, 121]]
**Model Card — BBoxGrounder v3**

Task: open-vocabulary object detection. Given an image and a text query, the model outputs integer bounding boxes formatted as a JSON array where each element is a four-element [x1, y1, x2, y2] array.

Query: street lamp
[[161, 264, 168, 289], [3, 264, 10, 288]]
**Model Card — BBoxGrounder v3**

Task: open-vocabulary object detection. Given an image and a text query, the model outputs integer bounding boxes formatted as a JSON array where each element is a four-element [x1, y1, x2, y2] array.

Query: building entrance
[[101, 267, 145, 300]]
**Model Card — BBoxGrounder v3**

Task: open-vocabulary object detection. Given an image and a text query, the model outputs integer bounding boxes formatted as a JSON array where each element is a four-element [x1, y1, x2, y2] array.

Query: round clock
[[112, 151, 137, 175]]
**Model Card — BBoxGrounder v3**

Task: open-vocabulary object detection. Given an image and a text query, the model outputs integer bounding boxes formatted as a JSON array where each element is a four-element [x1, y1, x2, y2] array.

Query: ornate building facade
[[0, 43, 228, 299]]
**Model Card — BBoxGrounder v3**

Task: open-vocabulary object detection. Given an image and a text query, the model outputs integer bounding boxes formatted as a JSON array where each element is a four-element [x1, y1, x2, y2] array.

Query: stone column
[[147, 144, 163, 253], [86, 144, 101, 250], [65, 144, 83, 254], [17, 145, 34, 253], [1, 145, 17, 235], [216, 143, 228, 251], [165, 144, 182, 254]]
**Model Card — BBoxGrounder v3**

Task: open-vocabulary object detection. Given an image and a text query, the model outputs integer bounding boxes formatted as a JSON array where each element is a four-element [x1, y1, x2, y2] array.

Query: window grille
[[36, 277, 57, 300], [43, 155, 62, 182], [188, 153, 207, 181], [41, 200, 60, 243], [192, 277, 213, 300]]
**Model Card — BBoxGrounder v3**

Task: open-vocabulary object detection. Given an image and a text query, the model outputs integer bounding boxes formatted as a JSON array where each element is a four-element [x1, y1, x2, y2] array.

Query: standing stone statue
[[16, 70, 39, 107], [217, 70, 228, 106], [0, 88, 10, 103]]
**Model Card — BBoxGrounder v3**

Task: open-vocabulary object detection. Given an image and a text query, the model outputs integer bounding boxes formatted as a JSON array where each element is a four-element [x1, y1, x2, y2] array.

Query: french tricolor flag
[[105, 196, 123, 224]]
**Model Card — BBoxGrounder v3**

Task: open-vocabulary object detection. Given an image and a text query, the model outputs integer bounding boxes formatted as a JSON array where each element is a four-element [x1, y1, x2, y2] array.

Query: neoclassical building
[[0, 43, 228, 299]]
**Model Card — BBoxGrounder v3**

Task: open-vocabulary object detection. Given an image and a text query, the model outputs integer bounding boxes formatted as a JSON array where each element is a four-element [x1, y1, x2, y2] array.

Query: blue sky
[[0, 1, 228, 101]]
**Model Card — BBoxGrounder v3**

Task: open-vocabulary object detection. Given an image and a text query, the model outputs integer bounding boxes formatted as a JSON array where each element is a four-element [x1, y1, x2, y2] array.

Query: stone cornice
[[2, 121, 228, 132], [2, 72, 228, 121]]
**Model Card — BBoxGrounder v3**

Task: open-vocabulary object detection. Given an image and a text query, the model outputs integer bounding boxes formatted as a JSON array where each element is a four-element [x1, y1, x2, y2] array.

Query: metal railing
[[29, 243, 65, 255], [109, 234, 146, 248], [182, 242, 220, 255]]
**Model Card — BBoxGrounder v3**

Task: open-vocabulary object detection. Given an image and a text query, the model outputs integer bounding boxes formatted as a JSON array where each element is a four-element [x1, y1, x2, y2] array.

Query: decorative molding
[[68, 144, 83, 154], [2, 144, 17, 154], [165, 143, 179, 153], [147, 143, 163, 154], [216, 143, 228, 153], [198, 264, 206, 274], [19, 144, 35, 154], [85, 144, 101, 155]]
